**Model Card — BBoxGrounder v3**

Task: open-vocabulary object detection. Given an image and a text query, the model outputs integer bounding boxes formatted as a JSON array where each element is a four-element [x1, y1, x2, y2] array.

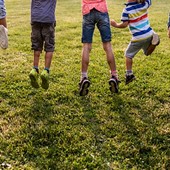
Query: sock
[[81, 72, 87, 80], [44, 68, 50, 73], [111, 70, 118, 79], [33, 66, 39, 73], [126, 70, 133, 75]]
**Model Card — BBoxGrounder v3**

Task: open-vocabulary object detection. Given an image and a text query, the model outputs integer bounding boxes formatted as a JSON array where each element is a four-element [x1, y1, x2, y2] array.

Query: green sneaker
[[29, 68, 39, 88], [40, 70, 49, 89]]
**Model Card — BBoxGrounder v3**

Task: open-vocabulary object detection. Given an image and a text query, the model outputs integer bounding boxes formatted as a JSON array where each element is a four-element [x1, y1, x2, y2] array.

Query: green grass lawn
[[0, 0, 170, 169]]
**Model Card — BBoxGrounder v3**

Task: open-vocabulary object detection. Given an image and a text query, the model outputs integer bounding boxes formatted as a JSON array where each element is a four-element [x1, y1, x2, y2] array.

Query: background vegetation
[[0, 0, 169, 169]]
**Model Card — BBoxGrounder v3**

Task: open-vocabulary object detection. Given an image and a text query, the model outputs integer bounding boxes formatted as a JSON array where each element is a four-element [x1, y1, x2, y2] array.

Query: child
[[29, 0, 57, 89], [79, 0, 120, 96], [0, 0, 8, 49], [168, 13, 170, 38], [111, 0, 160, 84]]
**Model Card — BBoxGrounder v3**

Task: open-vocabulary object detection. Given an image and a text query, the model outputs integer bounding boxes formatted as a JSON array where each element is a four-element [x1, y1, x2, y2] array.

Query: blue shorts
[[0, 0, 6, 19], [82, 9, 111, 43]]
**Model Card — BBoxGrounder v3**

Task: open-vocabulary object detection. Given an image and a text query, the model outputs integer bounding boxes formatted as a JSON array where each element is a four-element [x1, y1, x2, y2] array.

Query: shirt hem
[[131, 35, 153, 42]]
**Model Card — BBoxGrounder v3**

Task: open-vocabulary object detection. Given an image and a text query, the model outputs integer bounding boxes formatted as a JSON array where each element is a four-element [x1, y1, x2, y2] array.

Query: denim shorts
[[31, 22, 55, 52], [0, 0, 6, 19], [82, 9, 111, 43], [125, 36, 152, 58]]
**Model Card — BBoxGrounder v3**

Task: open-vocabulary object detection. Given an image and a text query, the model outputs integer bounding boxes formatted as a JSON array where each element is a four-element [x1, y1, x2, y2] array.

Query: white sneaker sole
[[109, 79, 118, 93], [79, 80, 90, 96], [0, 25, 8, 49], [152, 33, 160, 46]]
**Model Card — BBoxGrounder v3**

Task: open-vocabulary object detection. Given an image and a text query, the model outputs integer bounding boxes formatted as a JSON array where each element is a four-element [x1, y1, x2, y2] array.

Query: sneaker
[[40, 70, 49, 90], [125, 74, 136, 85], [109, 76, 120, 93], [29, 68, 39, 88], [0, 25, 8, 49], [145, 33, 160, 56], [79, 77, 90, 96]]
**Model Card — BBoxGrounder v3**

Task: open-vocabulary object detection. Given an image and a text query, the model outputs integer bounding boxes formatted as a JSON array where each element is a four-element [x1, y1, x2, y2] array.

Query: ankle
[[33, 66, 39, 73], [44, 68, 50, 73], [126, 70, 133, 76], [81, 72, 88, 81], [111, 70, 118, 79]]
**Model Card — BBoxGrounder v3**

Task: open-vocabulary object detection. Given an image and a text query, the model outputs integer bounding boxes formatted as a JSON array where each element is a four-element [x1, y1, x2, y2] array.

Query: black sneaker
[[79, 77, 90, 96], [125, 74, 136, 85], [109, 76, 120, 93]]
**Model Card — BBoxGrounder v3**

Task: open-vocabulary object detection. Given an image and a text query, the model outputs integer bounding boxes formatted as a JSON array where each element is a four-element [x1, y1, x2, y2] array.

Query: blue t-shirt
[[31, 0, 57, 23]]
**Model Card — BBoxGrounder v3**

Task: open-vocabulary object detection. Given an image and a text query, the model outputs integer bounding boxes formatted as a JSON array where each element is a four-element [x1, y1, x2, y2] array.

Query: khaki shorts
[[125, 36, 152, 59], [31, 22, 55, 52]]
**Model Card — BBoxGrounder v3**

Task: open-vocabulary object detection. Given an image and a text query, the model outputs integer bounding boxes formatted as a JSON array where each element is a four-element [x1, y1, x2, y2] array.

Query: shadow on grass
[[1, 88, 169, 170], [106, 94, 170, 170]]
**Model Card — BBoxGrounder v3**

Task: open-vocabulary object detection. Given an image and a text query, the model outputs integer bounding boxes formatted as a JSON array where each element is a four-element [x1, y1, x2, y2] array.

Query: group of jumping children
[[0, 0, 169, 96]]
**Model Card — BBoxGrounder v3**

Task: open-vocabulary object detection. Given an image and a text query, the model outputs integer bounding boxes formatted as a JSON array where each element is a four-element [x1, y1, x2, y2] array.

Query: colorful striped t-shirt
[[121, 0, 153, 42]]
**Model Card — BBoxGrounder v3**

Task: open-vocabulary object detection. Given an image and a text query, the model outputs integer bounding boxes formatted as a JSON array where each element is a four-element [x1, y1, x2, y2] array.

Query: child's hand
[[111, 20, 128, 28], [111, 20, 117, 27]]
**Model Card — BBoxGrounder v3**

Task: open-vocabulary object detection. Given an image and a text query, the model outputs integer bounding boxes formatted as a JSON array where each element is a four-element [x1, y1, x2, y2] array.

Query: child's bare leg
[[0, 18, 7, 28], [145, 33, 160, 56], [125, 57, 135, 84], [79, 43, 91, 96], [126, 57, 132, 71], [45, 51, 53, 69], [33, 51, 41, 68], [103, 42, 116, 70], [81, 43, 91, 72], [103, 41, 118, 78], [81, 43, 91, 79], [103, 41, 119, 93]]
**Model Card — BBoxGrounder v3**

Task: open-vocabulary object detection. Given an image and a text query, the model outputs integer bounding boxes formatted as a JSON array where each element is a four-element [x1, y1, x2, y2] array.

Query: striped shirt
[[82, 0, 108, 15], [121, 0, 153, 42]]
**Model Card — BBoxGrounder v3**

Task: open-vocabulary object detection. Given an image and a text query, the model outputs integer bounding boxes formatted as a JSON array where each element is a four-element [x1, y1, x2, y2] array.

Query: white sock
[[81, 72, 87, 80]]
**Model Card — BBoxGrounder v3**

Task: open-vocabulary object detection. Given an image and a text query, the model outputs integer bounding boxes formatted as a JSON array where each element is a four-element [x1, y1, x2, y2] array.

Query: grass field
[[0, 0, 170, 169]]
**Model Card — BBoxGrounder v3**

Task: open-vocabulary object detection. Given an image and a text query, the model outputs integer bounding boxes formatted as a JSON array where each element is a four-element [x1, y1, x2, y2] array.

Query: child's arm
[[111, 19, 128, 28]]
